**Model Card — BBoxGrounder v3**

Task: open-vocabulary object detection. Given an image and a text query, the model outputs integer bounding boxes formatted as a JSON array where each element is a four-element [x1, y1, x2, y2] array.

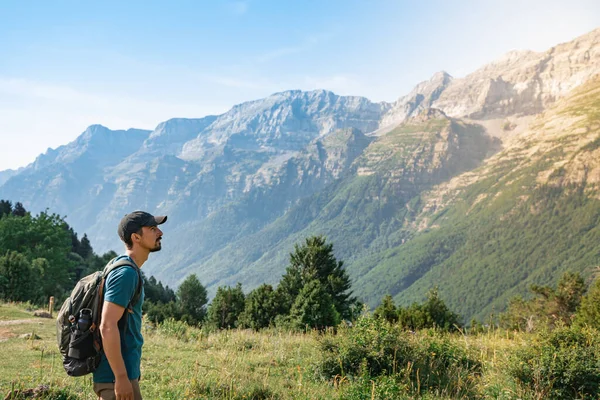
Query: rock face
[[142, 117, 218, 156], [379, 71, 453, 131], [180, 90, 390, 160], [0, 28, 599, 319], [432, 28, 600, 118]]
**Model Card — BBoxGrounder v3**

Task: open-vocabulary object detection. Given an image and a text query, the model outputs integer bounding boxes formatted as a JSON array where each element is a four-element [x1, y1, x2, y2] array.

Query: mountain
[[1, 28, 599, 321], [432, 28, 600, 119], [180, 110, 500, 294], [377, 76, 600, 320], [379, 71, 453, 132], [0, 125, 151, 226], [0, 168, 21, 187]]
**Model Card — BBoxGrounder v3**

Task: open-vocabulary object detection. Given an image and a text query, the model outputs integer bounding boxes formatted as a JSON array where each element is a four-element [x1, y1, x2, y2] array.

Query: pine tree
[[276, 236, 355, 319], [289, 280, 339, 330], [78, 234, 93, 259]]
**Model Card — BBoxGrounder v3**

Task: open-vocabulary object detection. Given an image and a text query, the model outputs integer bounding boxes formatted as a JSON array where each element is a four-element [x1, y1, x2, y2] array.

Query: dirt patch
[[0, 327, 15, 340]]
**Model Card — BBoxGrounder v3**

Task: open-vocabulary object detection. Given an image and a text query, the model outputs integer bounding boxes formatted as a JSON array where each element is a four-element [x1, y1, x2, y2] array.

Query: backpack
[[56, 257, 143, 377]]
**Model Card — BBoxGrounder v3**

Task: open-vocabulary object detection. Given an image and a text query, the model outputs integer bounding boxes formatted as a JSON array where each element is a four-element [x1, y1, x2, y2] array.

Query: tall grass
[[2, 302, 600, 399]]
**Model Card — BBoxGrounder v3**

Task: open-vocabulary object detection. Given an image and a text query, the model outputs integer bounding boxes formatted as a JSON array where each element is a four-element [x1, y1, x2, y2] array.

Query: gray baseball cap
[[118, 211, 167, 242]]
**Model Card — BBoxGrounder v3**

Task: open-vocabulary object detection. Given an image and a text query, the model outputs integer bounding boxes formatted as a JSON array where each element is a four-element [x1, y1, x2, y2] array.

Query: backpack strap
[[92, 257, 143, 354], [103, 257, 144, 311]]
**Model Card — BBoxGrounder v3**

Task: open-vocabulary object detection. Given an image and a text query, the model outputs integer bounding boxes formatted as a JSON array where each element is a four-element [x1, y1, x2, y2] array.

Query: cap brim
[[154, 215, 167, 225]]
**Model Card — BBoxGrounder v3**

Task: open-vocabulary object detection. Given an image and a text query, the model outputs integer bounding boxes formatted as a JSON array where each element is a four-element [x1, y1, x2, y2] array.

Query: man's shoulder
[[105, 256, 139, 285]]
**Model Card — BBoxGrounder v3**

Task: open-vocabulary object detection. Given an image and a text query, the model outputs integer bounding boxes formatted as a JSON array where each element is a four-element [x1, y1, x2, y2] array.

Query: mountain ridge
[[1, 27, 600, 321]]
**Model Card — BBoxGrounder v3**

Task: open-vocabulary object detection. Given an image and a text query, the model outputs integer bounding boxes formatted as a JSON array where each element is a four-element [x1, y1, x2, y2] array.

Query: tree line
[[0, 200, 119, 303], [0, 200, 363, 331], [145, 235, 362, 331], [4, 198, 597, 334]]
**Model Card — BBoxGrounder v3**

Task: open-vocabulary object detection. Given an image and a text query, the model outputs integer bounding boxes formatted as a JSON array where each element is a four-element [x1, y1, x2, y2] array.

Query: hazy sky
[[1, 0, 599, 171]]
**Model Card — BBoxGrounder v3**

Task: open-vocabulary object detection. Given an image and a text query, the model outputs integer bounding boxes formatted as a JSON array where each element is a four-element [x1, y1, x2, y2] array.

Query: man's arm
[[100, 301, 133, 399]]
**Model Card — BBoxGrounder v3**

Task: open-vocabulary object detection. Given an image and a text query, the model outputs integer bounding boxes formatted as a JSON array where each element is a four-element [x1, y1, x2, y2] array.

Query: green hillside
[[357, 77, 600, 321], [191, 113, 499, 296]]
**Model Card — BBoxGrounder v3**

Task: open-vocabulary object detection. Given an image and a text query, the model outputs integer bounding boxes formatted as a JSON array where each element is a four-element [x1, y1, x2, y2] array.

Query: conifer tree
[[289, 280, 339, 330], [79, 234, 93, 259], [277, 235, 355, 319]]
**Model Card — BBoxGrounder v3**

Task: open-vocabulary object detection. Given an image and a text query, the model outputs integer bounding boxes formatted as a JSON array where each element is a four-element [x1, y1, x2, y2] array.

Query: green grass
[[2, 301, 579, 400], [0, 303, 36, 320], [0, 303, 336, 399]]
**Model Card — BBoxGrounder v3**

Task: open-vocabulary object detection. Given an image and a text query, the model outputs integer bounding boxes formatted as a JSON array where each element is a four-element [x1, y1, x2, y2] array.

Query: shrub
[[145, 300, 180, 324], [315, 315, 480, 397], [508, 326, 600, 399], [397, 288, 462, 332], [339, 375, 409, 400]]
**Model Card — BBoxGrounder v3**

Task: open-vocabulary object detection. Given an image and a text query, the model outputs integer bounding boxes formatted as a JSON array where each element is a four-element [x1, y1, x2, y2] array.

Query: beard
[[150, 240, 162, 252]]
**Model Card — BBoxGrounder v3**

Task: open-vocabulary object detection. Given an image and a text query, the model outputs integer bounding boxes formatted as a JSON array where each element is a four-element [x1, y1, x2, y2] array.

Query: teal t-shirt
[[93, 255, 145, 383]]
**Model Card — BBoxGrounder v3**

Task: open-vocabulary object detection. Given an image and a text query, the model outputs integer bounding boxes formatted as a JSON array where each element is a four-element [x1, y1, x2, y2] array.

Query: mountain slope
[[356, 76, 600, 321], [0, 29, 599, 322], [176, 111, 499, 295]]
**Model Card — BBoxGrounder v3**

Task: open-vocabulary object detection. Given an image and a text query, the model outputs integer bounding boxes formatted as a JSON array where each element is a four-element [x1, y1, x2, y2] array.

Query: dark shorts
[[93, 379, 142, 400]]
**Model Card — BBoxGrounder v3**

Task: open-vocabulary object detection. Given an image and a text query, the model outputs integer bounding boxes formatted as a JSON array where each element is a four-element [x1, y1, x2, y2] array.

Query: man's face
[[138, 225, 163, 252]]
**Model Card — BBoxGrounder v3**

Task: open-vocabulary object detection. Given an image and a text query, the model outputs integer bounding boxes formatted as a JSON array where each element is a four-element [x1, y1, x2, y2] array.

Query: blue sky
[[1, 0, 599, 171]]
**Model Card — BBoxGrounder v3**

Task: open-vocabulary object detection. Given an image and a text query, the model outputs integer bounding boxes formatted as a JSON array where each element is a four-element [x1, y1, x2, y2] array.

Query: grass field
[[0, 302, 564, 400]]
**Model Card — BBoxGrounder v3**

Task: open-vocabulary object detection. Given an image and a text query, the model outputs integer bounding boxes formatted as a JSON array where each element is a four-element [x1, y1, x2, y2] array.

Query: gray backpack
[[56, 257, 143, 377]]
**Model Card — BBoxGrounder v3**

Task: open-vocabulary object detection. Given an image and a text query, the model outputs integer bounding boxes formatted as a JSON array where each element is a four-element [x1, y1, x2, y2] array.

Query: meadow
[[1, 301, 581, 400]]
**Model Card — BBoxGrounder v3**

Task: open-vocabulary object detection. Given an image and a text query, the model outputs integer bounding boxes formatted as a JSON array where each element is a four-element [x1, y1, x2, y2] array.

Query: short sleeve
[[104, 266, 138, 308]]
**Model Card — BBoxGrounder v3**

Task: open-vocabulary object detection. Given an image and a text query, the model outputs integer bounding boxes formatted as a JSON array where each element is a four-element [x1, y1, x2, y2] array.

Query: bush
[[339, 375, 409, 400], [508, 326, 600, 399], [315, 315, 480, 397], [145, 300, 180, 324], [397, 288, 462, 332]]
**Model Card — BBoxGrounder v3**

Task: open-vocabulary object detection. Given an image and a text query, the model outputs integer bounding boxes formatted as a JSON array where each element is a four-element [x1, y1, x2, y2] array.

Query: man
[[93, 211, 167, 400]]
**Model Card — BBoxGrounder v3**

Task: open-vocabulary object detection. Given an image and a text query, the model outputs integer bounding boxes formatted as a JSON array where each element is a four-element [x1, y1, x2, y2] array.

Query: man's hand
[[115, 375, 134, 400]]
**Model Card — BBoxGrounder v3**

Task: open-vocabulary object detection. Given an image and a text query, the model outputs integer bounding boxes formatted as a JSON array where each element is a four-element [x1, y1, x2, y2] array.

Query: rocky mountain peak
[[179, 89, 389, 160], [432, 28, 600, 119], [378, 71, 453, 132], [142, 116, 218, 156], [30, 125, 151, 170], [409, 108, 448, 123]]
